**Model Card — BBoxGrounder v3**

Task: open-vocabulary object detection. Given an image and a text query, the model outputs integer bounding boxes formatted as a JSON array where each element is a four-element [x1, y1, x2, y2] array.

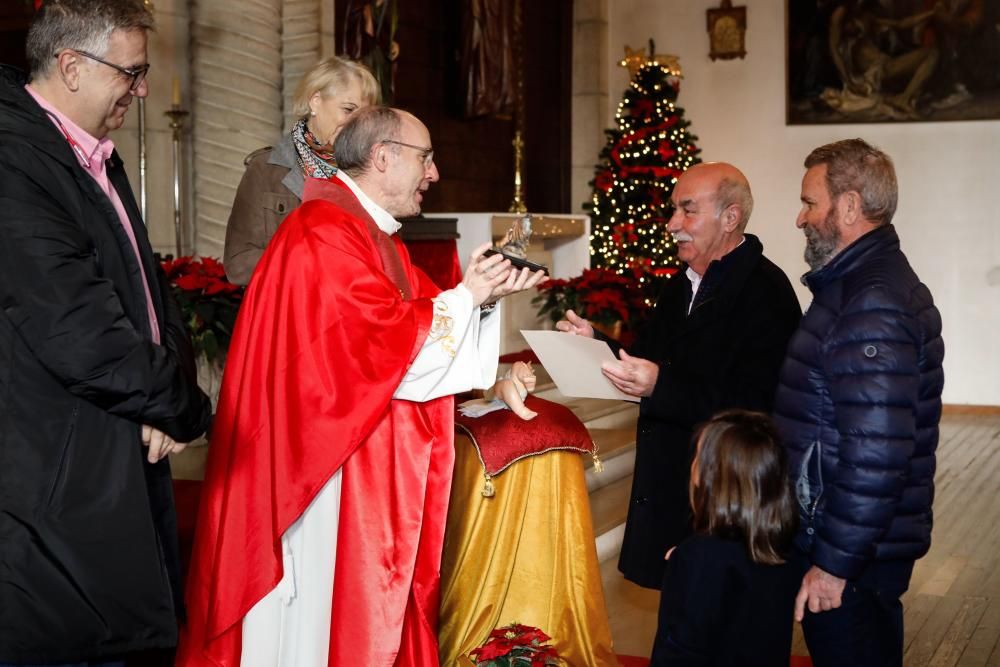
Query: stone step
[[586, 427, 636, 493], [535, 386, 639, 427], [589, 472, 632, 563], [492, 362, 638, 564]]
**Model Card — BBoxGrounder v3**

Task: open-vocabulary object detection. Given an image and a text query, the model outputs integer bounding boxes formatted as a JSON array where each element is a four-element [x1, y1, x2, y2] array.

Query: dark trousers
[[802, 581, 906, 667]]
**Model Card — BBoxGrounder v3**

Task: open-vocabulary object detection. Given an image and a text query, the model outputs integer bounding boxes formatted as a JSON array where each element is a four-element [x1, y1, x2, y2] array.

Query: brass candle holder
[[508, 0, 527, 215], [508, 131, 527, 214], [137, 97, 148, 222], [164, 104, 189, 257]]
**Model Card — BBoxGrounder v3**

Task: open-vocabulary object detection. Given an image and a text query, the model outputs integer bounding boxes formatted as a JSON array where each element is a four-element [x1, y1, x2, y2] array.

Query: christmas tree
[[586, 44, 701, 298]]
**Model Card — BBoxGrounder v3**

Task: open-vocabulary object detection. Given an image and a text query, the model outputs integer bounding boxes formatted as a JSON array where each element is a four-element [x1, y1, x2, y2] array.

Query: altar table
[[438, 425, 617, 665]]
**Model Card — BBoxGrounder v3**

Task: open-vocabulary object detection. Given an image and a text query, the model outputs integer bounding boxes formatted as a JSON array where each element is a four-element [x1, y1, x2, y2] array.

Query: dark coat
[[650, 535, 800, 666], [222, 135, 303, 285], [773, 225, 944, 584], [0, 66, 212, 663], [613, 235, 801, 589]]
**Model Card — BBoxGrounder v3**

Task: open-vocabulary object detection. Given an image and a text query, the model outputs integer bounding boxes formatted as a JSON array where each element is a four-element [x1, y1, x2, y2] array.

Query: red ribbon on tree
[[609, 117, 681, 168]]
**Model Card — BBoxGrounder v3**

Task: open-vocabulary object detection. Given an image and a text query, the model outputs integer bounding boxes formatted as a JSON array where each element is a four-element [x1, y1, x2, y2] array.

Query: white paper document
[[520, 330, 641, 403]]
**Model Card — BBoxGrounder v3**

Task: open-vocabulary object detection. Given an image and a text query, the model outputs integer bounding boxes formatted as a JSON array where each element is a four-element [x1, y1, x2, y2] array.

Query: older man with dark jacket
[[559, 162, 802, 589], [774, 138, 944, 667], [0, 1, 211, 664]]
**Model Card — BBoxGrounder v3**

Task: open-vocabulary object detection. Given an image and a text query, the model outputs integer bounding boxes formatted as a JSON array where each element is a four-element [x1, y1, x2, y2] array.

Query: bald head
[[668, 162, 754, 275], [333, 106, 402, 177], [333, 105, 439, 218], [680, 162, 754, 230]]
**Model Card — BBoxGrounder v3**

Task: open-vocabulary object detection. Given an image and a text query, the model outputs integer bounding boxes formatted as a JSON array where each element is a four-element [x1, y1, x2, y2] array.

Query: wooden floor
[[603, 412, 1000, 664], [897, 412, 1000, 666]]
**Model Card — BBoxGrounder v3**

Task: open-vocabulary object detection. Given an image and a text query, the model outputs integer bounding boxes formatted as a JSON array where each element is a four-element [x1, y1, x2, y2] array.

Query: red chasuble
[[177, 178, 455, 666]]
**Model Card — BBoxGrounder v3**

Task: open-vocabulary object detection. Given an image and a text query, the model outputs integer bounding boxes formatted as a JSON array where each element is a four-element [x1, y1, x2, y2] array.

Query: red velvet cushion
[[455, 396, 593, 476]]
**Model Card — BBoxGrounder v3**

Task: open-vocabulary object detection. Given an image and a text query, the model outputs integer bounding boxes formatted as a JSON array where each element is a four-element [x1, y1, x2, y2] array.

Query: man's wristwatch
[[480, 301, 498, 315]]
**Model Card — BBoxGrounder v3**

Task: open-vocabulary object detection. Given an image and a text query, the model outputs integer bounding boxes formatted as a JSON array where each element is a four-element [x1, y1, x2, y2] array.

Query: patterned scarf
[[291, 118, 338, 179]]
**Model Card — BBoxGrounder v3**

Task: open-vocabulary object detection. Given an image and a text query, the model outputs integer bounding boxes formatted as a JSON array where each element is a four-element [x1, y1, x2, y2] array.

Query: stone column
[[189, 0, 322, 258], [571, 0, 609, 216], [281, 0, 322, 130]]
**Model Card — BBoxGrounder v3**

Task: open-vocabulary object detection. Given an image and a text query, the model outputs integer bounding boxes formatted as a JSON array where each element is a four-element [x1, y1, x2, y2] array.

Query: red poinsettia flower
[[174, 273, 208, 292], [161, 255, 193, 280], [199, 256, 227, 278], [469, 623, 560, 666], [204, 278, 241, 296], [160, 255, 244, 363]]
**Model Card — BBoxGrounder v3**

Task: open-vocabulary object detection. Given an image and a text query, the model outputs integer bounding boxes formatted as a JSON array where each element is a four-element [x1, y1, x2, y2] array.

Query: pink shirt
[[26, 85, 160, 344]]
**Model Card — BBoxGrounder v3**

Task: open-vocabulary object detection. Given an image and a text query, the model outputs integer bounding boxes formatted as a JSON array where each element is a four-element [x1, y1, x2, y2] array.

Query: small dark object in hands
[[483, 248, 549, 275]]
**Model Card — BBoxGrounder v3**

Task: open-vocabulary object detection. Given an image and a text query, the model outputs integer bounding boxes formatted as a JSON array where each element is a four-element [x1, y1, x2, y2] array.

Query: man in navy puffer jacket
[[774, 139, 944, 667]]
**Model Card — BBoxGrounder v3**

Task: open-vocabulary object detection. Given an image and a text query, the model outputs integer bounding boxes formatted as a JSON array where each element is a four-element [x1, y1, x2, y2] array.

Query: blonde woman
[[223, 56, 379, 284]]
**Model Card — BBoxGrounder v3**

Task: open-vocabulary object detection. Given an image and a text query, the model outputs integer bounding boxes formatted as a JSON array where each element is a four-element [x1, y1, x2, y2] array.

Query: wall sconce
[[707, 0, 746, 61]]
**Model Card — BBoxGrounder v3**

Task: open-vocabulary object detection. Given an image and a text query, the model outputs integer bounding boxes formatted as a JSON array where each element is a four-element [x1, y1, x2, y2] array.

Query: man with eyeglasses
[[178, 106, 546, 667], [0, 2, 211, 666]]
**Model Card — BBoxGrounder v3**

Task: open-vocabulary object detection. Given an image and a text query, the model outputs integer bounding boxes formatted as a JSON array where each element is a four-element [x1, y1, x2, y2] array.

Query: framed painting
[[708, 0, 747, 61], [787, 0, 1000, 124]]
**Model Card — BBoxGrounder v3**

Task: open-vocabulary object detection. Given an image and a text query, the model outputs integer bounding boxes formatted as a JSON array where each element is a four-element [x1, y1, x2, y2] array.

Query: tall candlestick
[[171, 77, 181, 108], [508, 0, 527, 215], [138, 97, 147, 223], [165, 105, 190, 256]]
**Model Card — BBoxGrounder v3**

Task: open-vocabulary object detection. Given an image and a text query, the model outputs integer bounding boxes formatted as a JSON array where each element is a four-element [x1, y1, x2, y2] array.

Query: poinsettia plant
[[532, 267, 655, 338], [468, 623, 561, 667], [160, 256, 243, 363]]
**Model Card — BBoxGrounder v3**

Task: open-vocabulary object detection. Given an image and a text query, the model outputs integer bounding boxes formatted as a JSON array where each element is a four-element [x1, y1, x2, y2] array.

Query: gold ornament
[[619, 43, 683, 79], [619, 45, 647, 78]]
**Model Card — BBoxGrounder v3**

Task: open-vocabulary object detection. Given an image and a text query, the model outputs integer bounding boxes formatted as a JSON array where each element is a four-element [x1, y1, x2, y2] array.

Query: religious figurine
[[499, 213, 532, 259], [483, 361, 537, 420], [458, 361, 538, 421]]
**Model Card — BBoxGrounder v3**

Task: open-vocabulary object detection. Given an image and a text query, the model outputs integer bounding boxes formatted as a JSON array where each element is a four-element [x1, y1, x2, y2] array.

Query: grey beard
[[804, 224, 840, 271]]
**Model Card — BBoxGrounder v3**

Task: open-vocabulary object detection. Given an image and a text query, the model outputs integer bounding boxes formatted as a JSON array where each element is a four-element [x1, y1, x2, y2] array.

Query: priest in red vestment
[[177, 107, 544, 667]]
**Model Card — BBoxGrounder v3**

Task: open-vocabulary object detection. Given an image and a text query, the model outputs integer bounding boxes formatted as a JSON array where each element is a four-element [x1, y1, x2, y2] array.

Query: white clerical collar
[[335, 170, 402, 235]]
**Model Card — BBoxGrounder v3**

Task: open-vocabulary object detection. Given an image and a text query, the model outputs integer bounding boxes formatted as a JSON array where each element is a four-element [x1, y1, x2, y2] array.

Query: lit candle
[[172, 77, 182, 107]]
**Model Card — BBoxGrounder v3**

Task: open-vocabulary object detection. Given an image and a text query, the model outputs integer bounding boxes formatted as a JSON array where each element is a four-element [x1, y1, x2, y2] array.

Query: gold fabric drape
[[439, 433, 617, 666]]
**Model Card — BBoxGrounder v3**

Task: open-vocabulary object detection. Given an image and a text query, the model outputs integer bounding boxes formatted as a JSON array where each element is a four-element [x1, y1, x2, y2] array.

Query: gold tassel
[[592, 444, 604, 473], [482, 473, 495, 498]]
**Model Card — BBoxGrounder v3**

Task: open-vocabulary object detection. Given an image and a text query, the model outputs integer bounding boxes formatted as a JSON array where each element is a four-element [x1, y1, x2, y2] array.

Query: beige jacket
[[223, 134, 304, 285]]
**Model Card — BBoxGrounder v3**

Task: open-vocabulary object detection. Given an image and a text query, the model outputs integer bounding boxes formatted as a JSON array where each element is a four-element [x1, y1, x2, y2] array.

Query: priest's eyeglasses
[[381, 139, 434, 168], [59, 50, 151, 91]]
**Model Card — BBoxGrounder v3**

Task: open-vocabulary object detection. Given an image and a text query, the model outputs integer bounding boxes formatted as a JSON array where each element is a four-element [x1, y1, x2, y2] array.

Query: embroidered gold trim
[[429, 300, 457, 358]]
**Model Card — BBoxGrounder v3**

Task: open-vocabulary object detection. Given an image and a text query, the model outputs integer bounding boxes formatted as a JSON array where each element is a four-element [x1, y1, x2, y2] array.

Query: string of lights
[[586, 53, 702, 301]]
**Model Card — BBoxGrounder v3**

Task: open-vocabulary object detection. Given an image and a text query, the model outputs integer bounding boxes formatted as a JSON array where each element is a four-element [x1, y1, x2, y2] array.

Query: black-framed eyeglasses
[[58, 50, 150, 91], [381, 139, 434, 168]]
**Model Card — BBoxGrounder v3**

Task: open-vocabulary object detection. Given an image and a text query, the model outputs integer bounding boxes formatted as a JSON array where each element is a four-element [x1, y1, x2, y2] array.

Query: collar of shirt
[[335, 171, 402, 236], [25, 84, 115, 172], [684, 235, 746, 314], [684, 266, 703, 315]]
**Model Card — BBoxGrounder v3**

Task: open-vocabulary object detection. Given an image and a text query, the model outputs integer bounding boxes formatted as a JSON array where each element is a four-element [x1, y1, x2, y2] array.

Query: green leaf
[[202, 330, 220, 363]]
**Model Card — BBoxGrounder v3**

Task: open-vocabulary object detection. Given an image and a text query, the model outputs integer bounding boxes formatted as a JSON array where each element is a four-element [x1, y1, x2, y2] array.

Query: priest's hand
[[601, 349, 659, 397], [485, 265, 547, 303], [142, 424, 189, 463], [463, 243, 515, 306], [555, 309, 594, 339]]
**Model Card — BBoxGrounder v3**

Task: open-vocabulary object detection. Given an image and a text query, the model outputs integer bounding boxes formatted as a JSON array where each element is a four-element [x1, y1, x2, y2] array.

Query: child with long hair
[[651, 410, 799, 666]]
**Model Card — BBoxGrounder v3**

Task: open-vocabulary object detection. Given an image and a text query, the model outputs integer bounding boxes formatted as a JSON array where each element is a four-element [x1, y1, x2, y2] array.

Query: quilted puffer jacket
[[773, 224, 944, 581]]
